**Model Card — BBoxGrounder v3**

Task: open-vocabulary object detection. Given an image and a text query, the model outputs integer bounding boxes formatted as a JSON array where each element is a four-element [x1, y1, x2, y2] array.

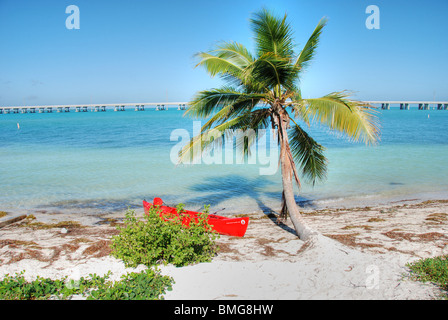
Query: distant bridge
[[1, 100, 448, 114], [0, 102, 189, 114], [365, 101, 448, 110]]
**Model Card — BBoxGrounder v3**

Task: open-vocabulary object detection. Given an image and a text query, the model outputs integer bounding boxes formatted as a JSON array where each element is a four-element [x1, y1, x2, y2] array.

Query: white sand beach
[[0, 199, 447, 300]]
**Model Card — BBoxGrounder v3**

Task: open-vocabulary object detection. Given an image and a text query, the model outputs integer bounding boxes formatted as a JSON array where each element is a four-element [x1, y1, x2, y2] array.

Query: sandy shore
[[0, 199, 447, 299]]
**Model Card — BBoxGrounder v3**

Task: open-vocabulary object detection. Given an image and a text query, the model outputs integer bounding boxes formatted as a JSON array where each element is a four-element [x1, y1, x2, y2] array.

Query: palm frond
[[250, 8, 295, 59], [289, 122, 327, 185], [200, 95, 263, 131], [210, 41, 254, 66], [194, 52, 244, 78], [294, 17, 327, 74], [178, 114, 248, 164], [195, 41, 255, 87], [284, 86, 311, 126], [244, 52, 299, 93], [179, 108, 272, 164], [304, 91, 380, 145], [185, 87, 264, 119]]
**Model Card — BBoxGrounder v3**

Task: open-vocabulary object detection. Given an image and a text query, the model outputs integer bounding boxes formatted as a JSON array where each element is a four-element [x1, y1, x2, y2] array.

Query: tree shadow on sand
[[179, 174, 312, 235]]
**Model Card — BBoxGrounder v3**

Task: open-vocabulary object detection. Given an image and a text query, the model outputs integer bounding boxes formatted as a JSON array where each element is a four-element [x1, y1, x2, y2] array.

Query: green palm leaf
[[179, 108, 272, 163], [251, 8, 294, 58], [195, 41, 255, 88], [304, 91, 380, 145], [294, 17, 328, 74], [289, 122, 327, 185], [245, 52, 299, 93], [210, 41, 254, 66], [194, 52, 244, 78], [185, 87, 265, 119], [178, 114, 249, 163]]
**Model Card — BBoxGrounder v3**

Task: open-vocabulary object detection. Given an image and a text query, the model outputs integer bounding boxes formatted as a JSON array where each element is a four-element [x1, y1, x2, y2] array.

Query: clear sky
[[1, 0, 447, 107]]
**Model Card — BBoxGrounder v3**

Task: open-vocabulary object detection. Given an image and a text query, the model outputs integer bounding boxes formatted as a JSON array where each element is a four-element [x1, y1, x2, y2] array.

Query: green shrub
[[0, 269, 173, 300], [88, 269, 173, 300], [110, 205, 219, 268], [0, 271, 64, 300]]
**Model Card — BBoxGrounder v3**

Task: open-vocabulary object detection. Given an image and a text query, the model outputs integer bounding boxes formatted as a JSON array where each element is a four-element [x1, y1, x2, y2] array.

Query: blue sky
[[1, 0, 447, 106]]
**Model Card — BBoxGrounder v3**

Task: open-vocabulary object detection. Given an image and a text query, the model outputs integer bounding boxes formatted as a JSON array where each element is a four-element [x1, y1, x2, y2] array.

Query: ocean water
[[1, 108, 447, 216]]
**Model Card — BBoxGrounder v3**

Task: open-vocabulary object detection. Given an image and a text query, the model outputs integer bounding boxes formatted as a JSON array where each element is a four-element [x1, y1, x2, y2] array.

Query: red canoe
[[143, 198, 249, 237]]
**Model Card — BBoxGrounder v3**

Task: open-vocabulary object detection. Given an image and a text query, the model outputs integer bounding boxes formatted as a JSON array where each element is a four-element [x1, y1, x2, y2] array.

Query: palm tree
[[179, 8, 380, 240]]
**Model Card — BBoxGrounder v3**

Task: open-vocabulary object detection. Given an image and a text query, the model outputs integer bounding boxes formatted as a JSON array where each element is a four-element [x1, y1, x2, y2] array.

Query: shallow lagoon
[[1, 108, 447, 215]]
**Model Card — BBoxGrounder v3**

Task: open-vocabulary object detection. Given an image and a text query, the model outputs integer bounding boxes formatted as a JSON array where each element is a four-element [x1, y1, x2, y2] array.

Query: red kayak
[[143, 198, 249, 237]]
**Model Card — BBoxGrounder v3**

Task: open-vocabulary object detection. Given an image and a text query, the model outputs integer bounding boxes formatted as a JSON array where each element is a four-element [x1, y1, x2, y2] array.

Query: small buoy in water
[[428, 114, 430, 119], [17, 123, 20, 129]]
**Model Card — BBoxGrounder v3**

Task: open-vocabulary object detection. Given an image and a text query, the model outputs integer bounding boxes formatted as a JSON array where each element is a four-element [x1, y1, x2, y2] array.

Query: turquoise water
[[1, 108, 447, 215]]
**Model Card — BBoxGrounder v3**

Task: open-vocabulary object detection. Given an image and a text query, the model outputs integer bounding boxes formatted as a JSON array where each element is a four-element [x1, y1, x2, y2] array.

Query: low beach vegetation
[[407, 255, 448, 298], [0, 204, 219, 300], [110, 205, 219, 268], [0, 269, 173, 300]]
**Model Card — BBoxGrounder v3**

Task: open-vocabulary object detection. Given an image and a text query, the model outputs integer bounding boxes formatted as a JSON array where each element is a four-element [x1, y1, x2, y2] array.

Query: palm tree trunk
[[280, 191, 288, 221], [278, 113, 317, 241], [280, 149, 316, 240]]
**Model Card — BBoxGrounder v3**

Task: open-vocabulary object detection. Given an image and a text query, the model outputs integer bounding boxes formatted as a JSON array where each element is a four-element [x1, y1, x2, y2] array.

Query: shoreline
[[0, 199, 447, 299], [2, 188, 448, 225]]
